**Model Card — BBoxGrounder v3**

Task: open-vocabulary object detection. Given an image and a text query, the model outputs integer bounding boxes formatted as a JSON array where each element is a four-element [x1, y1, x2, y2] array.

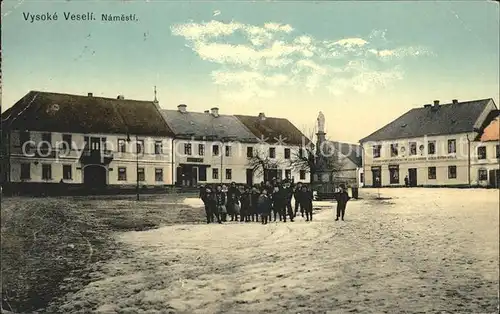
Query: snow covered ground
[[57, 188, 499, 313]]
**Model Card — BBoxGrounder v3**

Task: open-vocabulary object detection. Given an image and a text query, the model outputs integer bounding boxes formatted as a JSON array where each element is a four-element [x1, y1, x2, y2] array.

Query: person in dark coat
[[282, 182, 294, 222], [200, 185, 211, 223], [294, 182, 304, 217], [333, 184, 351, 221], [250, 186, 260, 222], [215, 185, 227, 222], [226, 182, 240, 221], [271, 186, 283, 222], [240, 186, 251, 222], [258, 189, 272, 224], [300, 185, 314, 221]]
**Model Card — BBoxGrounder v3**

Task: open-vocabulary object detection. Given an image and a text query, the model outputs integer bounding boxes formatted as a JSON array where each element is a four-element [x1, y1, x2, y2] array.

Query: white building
[[1, 91, 175, 194], [359, 98, 499, 188], [160, 106, 310, 187]]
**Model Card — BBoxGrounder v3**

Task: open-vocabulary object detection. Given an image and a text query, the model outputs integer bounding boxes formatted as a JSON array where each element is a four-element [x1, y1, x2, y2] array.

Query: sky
[[1, 0, 499, 143]]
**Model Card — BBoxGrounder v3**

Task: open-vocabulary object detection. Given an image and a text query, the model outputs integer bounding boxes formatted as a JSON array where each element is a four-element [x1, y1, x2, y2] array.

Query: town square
[[1, 0, 499, 313]]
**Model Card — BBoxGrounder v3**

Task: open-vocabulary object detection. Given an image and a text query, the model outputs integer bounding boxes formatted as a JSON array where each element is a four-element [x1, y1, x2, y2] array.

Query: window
[[389, 165, 399, 184], [448, 139, 456, 154], [496, 144, 500, 159], [299, 170, 306, 180], [269, 147, 276, 159], [137, 168, 145, 181], [40, 133, 51, 152], [199, 167, 207, 181], [477, 146, 486, 159], [198, 144, 205, 156], [20, 131, 30, 145], [20, 163, 30, 180], [63, 165, 72, 180], [390, 144, 398, 157], [155, 168, 163, 182], [42, 164, 52, 180], [448, 166, 457, 179], [184, 143, 192, 155], [118, 139, 126, 153], [62, 134, 72, 150], [137, 140, 144, 154], [478, 169, 488, 181], [212, 168, 219, 179], [299, 147, 304, 158], [42, 132, 52, 145], [409, 142, 417, 156], [360, 173, 364, 183], [225, 145, 232, 157], [225, 169, 232, 180], [285, 169, 291, 179], [101, 138, 107, 152], [247, 147, 253, 158], [154, 141, 162, 155], [212, 144, 219, 156], [428, 167, 436, 180], [118, 167, 127, 181], [84, 136, 90, 150], [373, 145, 381, 158], [428, 141, 436, 155], [284, 148, 291, 159]]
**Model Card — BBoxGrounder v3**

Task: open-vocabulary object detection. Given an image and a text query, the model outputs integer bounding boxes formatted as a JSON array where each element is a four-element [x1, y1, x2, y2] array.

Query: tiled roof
[[326, 141, 362, 167], [359, 99, 495, 142], [234, 114, 308, 146], [479, 116, 499, 142], [160, 110, 258, 142], [2, 91, 174, 136]]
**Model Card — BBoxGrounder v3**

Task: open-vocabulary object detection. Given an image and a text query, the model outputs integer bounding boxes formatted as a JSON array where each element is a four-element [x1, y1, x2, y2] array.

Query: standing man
[[294, 182, 303, 217], [227, 182, 241, 221], [282, 182, 295, 222], [300, 185, 314, 221], [333, 184, 351, 221], [404, 175, 409, 187]]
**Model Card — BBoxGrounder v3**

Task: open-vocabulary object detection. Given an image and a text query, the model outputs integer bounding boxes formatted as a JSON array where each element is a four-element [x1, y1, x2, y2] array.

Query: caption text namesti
[[23, 12, 139, 23]]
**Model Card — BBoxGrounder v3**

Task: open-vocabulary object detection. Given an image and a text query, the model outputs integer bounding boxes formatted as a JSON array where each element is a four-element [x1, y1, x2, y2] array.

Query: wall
[[361, 132, 482, 187], [8, 130, 174, 185], [171, 139, 310, 185]]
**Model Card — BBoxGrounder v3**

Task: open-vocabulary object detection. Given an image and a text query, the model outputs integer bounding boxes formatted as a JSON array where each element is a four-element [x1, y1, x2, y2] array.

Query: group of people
[[199, 179, 352, 224], [199, 179, 315, 224]]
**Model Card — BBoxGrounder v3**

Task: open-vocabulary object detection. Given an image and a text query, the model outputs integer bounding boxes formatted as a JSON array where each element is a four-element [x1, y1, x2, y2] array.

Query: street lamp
[[126, 133, 140, 201]]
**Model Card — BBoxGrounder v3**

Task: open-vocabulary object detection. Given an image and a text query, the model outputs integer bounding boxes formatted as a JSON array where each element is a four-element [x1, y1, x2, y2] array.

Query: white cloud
[[171, 21, 433, 100]]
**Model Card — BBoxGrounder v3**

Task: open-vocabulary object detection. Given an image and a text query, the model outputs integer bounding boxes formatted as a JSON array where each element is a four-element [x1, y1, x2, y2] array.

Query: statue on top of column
[[317, 111, 325, 134]]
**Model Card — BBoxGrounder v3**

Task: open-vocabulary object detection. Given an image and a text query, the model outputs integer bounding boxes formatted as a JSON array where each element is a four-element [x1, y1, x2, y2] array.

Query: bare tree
[[247, 146, 285, 182], [288, 125, 344, 184]]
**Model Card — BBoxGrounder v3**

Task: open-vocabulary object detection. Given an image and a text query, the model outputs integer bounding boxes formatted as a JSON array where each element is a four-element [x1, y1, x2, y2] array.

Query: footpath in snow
[[57, 188, 499, 314]]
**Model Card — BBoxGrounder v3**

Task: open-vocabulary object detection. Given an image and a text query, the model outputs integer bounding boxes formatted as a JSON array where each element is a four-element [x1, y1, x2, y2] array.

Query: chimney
[[204, 110, 209, 114], [433, 100, 440, 106], [117, 95, 125, 100], [211, 107, 219, 117], [178, 104, 187, 113], [452, 99, 458, 104], [88, 93, 93, 97], [258, 112, 266, 121]]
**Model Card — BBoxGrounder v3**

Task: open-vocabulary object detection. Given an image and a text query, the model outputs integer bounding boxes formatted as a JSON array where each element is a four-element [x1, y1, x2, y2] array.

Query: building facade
[[1, 91, 175, 193], [161, 106, 310, 187], [360, 98, 499, 188]]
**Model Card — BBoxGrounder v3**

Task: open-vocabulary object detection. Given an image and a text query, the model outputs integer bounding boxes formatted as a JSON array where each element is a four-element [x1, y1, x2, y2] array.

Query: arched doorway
[[83, 165, 107, 189]]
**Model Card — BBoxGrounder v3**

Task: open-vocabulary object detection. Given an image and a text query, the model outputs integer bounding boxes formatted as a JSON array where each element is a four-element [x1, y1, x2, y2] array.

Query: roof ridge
[[30, 90, 155, 103]]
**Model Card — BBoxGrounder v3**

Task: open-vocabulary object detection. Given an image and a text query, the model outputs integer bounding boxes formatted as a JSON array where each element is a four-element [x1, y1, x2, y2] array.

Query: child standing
[[258, 189, 272, 224], [300, 185, 314, 221]]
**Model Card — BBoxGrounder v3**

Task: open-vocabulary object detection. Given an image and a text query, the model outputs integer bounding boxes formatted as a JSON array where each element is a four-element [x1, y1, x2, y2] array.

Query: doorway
[[408, 168, 418, 187], [176, 164, 200, 187], [246, 169, 253, 186], [489, 169, 499, 188], [371, 166, 381, 187], [83, 165, 107, 189]]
